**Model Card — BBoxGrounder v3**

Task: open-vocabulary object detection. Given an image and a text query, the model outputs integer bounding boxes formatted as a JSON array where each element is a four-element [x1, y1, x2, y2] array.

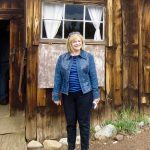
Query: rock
[[43, 140, 62, 150], [114, 134, 124, 141], [76, 135, 80, 145], [94, 125, 101, 132], [59, 138, 68, 145], [113, 141, 118, 144], [95, 124, 117, 139], [59, 136, 80, 145], [138, 121, 145, 128], [148, 117, 150, 124], [27, 140, 43, 148]]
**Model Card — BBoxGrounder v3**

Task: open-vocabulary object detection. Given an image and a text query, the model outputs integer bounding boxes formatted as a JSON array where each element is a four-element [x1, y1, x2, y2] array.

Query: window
[[41, 2, 105, 41]]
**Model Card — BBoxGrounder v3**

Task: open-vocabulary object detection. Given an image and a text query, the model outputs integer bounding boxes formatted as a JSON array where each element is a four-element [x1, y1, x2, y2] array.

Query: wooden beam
[[0, 8, 23, 19], [44, 0, 106, 5], [0, 8, 23, 14]]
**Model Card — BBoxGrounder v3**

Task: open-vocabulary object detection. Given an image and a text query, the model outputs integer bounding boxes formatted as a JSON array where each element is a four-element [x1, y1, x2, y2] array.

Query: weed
[[104, 107, 148, 135]]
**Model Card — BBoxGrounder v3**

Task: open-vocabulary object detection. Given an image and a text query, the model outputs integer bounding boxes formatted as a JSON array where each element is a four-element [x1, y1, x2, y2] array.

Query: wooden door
[[9, 17, 26, 113]]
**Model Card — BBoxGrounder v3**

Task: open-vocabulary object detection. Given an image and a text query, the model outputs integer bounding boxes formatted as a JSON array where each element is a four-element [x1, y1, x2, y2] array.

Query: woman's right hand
[[54, 100, 61, 106]]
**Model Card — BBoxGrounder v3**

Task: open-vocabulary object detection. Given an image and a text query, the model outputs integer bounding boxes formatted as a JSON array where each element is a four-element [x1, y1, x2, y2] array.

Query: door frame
[[0, 8, 25, 114]]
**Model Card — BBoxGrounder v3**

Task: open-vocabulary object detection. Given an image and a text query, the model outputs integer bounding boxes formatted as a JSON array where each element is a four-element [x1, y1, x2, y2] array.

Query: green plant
[[134, 114, 149, 125], [90, 125, 95, 137], [104, 107, 139, 134]]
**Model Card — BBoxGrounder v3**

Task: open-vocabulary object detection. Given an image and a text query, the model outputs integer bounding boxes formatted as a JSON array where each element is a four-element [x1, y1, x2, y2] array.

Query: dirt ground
[[2, 105, 150, 150], [76, 126, 150, 150], [27, 126, 150, 150]]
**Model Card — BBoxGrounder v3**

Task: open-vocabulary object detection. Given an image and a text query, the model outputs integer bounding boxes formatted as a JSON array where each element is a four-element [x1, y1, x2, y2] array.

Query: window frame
[[40, 1, 106, 45]]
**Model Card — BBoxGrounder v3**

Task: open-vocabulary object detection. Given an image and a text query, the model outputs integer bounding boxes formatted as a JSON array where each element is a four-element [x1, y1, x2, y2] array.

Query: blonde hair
[[66, 32, 84, 52]]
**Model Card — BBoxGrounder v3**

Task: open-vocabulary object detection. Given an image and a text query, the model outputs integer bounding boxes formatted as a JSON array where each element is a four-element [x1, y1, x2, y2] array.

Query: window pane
[[42, 21, 47, 38], [85, 7, 91, 20], [100, 23, 103, 39], [85, 22, 95, 39], [65, 4, 84, 20], [85, 22, 104, 40], [64, 21, 83, 38], [101, 12, 103, 21], [55, 22, 62, 38]]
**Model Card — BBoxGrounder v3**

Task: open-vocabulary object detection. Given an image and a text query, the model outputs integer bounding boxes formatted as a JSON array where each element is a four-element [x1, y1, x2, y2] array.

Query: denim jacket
[[52, 50, 100, 101]]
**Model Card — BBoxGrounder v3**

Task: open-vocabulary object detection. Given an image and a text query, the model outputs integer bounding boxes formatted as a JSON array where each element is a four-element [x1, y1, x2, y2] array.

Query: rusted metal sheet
[[38, 44, 105, 88]]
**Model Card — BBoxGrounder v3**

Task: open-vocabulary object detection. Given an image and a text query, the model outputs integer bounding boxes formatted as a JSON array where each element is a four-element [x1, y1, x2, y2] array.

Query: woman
[[52, 32, 100, 150]]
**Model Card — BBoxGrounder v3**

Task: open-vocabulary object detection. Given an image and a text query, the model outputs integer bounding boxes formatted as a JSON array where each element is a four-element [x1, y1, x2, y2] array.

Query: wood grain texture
[[113, 0, 123, 106], [0, 110, 26, 150], [106, 0, 113, 46], [26, 0, 38, 141], [23, 0, 150, 140], [0, 133, 27, 150]]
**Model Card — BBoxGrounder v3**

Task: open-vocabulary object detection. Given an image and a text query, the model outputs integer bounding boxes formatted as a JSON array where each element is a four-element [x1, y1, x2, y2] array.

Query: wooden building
[[0, 0, 150, 142]]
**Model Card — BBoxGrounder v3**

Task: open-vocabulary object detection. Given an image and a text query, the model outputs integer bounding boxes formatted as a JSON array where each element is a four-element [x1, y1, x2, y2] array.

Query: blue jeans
[[62, 91, 93, 150], [0, 62, 9, 101]]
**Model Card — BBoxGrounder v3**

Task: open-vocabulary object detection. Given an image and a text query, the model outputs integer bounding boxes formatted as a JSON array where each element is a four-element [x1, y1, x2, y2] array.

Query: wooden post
[[113, 0, 123, 106], [26, 0, 39, 141]]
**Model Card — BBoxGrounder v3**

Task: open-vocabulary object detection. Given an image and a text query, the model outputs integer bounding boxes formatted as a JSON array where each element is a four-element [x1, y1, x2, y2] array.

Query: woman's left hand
[[92, 98, 100, 109], [54, 100, 61, 106]]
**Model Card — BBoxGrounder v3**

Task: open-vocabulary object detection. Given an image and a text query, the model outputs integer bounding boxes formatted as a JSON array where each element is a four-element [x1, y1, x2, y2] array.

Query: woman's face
[[70, 37, 82, 52]]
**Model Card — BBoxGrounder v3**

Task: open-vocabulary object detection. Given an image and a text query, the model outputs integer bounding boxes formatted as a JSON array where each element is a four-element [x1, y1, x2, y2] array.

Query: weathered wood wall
[[0, 0, 23, 8], [25, 0, 150, 141], [25, 0, 107, 141], [25, 0, 39, 140], [0, 0, 25, 113], [122, 0, 139, 109], [140, 0, 150, 114]]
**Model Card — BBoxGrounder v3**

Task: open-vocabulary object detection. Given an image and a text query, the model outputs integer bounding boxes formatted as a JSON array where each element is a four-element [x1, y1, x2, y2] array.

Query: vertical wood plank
[[26, 0, 38, 141], [140, 0, 150, 113], [106, 0, 113, 46], [33, 0, 41, 45], [105, 47, 114, 121], [113, 0, 123, 106], [105, 0, 114, 121], [106, 48, 114, 101], [36, 0, 46, 107], [37, 96, 63, 141], [25, 47, 37, 141], [122, 0, 139, 108], [37, 89, 46, 106]]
